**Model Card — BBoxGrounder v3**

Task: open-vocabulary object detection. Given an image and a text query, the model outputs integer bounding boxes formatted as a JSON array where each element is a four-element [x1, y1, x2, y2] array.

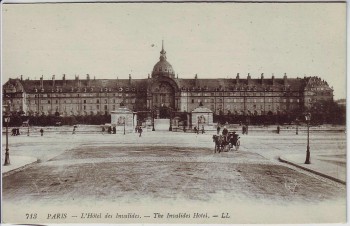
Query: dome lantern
[[152, 40, 175, 79]]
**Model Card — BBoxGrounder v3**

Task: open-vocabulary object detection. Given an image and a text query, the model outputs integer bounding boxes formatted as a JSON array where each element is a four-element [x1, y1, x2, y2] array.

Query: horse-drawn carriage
[[212, 132, 240, 153]]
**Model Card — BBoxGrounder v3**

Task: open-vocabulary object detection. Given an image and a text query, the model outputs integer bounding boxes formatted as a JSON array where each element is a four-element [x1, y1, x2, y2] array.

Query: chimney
[[52, 75, 55, 87], [247, 73, 251, 85], [272, 74, 275, 85], [40, 75, 44, 89], [20, 75, 23, 81], [195, 74, 198, 86], [261, 73, 264, 84], [236, 73, 240, 84], [62, 74, 66, 86], [87, 74, 91, 86], [129, 74, 132, 85], [283, 73, 288, 86]]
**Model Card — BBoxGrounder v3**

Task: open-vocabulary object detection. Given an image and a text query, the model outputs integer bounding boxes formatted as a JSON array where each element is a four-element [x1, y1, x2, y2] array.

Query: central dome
[[151, 41, 175, 79]]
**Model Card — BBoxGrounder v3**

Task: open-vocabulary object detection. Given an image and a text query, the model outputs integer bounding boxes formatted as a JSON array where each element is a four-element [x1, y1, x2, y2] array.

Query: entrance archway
[[151, 81, 175, 109]]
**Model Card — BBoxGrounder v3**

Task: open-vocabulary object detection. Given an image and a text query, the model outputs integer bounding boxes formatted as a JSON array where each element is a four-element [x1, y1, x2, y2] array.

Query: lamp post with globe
[[3, 114, 11, 166], [304, 113, 311, 164]]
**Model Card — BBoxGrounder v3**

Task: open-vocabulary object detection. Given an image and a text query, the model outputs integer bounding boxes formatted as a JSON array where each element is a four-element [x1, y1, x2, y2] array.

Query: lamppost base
[[4, 151, 10, 166]]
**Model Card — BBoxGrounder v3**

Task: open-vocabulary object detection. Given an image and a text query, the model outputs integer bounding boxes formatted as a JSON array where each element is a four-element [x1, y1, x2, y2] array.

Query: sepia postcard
[[1, 1, 347, 225]]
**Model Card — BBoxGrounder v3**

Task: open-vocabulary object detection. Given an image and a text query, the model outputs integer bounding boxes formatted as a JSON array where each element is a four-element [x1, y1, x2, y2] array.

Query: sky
[[1, 2, 346, 99]]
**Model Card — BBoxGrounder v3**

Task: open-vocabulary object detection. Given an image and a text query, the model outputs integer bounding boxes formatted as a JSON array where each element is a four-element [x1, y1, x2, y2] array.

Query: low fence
[[2, 124, 346, 135]]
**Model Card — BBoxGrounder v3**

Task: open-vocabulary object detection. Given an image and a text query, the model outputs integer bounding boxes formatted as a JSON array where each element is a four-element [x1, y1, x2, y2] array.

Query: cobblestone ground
[[2, 130, 346, 223], [3, 145, 345, 203]]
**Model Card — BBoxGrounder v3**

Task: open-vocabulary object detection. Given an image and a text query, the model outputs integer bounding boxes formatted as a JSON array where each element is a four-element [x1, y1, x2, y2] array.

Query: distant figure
[[11, 128, 16, 136], [16, 128, 20, 136], [183, 125, 186, 132], [194, 126, 198, 134], [72, 126, 76, 134], [40, 128, 44, 136], [222, 126, 229, 143], [246, 125, 249, 135], [108, 126, 112, 134], [201, 125, 205, 134], [138, 126, 143, 137], [135, 126, 138, 133], [102, 127, 105, 135], [113, 126, 116, 134], [277, 125, 280, 134], [222, 126, 228, 135], [217, 125, 221, 135], [242, 125, 245, 134]]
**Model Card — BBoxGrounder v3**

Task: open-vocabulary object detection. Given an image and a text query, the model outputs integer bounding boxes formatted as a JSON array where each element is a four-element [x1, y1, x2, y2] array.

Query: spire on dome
[[160, 40, 167, 61]]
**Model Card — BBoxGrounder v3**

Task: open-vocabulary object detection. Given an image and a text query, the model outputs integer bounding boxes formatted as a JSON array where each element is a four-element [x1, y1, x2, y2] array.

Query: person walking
[[201, 125, 205, 134], [40, 128, 44, 136], [222, 126, 229, 143], [102, 126, 105, 135], [113, 126, 116, 134], [138, 126, 143, 137], [217, 125, 221, 135], [277, 125, 280, 134]]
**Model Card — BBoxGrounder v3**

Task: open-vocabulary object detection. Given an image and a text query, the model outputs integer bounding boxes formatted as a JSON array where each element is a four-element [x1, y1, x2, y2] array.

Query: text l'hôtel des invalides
[[3, 42, 333, 118]]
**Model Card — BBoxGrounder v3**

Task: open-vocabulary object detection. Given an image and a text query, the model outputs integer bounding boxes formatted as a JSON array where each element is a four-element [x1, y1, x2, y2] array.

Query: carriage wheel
[[235, 140, 240, 151]]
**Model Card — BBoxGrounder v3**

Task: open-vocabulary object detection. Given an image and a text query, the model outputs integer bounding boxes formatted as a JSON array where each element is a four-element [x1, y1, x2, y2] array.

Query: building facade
[[3, 43, 334, 120]]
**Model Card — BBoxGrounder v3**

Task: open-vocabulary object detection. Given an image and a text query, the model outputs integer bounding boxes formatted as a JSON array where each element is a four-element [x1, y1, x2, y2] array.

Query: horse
[[212, 135, 226, 153]]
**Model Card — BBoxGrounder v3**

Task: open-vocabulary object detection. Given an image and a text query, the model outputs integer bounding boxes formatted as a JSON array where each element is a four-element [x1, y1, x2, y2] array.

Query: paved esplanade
[[2, 128, 346, 224]]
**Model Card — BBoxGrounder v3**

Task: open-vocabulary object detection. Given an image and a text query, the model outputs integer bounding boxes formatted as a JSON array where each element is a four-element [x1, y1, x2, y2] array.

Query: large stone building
[[3, 42, 334, 122]]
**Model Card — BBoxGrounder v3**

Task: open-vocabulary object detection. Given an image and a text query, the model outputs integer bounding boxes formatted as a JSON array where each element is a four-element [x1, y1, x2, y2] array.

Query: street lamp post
[[4, 116, 11, 166], [169, 107, 173, 131], [152, 108, 155, 131], [305, 113, 311, 164], [295, 118, 299, 135], [123, 117, 126, 135], [197, 117, 200, 134]]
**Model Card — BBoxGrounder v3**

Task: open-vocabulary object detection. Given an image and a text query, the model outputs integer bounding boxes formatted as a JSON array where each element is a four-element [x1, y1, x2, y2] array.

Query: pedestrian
[[222, 126, 228, 142], [183, 124, 186, 132], [72, 126, 76, 134], [246, 125, 249, 135], [16, 128, 20, 136], [113, 126, 116, 134], [217, 125, 221, 135], [11, 128, 15, 136], [138, 126, 143, 137], [277, 125, 280, 134], [201, 125, 205, 134], [102, 126, 105, 135], [108, 126, 112, 134], [194, 126, 197, 134], [135, 126, 138, 133], [40, 128, 44, 136]]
